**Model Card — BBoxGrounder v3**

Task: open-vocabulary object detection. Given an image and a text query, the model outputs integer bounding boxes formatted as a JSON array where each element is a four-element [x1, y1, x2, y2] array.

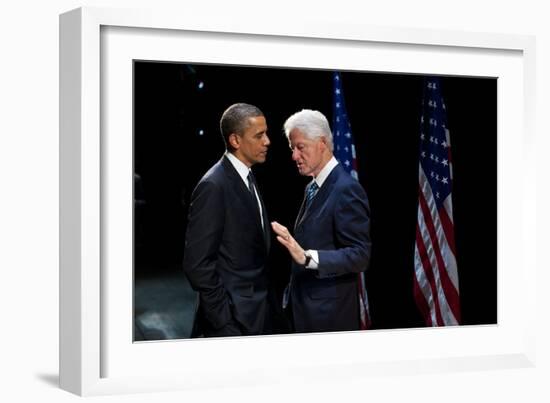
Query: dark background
[[133, 61, 497, 335]]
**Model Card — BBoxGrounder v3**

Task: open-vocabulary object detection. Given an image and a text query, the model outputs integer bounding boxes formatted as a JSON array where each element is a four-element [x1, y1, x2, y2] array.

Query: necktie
[[247, 171, 264, 228], [305, 181, 319, 209], [247, 171, 257, 198]]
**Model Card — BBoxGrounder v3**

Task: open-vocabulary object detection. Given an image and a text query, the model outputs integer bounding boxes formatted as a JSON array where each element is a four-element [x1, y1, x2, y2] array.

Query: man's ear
[[228, 133, 240, 150], [319, 135, 328, 150]]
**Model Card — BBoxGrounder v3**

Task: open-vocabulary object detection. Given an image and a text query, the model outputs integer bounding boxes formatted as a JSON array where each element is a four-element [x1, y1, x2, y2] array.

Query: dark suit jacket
[[290, 163, 371, 333], [183, 156, 270, 336]]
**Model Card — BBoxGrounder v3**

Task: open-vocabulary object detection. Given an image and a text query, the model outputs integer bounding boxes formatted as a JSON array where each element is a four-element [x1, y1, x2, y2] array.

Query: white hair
[[283, 109, 334, 152]]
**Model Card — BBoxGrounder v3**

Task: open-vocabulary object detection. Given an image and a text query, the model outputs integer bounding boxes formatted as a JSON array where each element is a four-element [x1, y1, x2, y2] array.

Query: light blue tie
[[305, 181, 319, 208]]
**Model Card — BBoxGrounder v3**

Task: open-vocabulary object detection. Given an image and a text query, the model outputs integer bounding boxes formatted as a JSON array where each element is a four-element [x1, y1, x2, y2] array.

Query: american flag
[[414, 77, 461, 326], [332, 71, 371, 330]]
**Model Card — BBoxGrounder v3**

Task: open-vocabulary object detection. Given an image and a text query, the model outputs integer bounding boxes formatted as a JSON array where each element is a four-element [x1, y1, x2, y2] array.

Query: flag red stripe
[[415, 225, 444, 326], [413, 270, 433, 326], [418, 188, 461, 324]]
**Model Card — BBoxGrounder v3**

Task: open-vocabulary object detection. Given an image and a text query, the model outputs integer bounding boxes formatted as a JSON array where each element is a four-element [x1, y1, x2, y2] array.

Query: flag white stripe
[[417, 168, 459, 326], [416, 199, 458, 326], [419, 169, 460, 294], [414, 243, 438, 325], [443, 193, 454, 224]]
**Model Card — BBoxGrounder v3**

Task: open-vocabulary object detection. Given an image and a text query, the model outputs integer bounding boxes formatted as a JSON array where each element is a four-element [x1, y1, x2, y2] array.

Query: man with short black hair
[[183, 103, 271, 337]]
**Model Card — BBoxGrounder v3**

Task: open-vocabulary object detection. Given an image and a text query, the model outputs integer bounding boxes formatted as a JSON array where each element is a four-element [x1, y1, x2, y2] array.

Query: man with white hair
[[271, 109, 371, 333]]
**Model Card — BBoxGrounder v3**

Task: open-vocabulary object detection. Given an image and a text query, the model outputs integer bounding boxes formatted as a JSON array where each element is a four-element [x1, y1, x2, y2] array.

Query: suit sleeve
[[316, 182, 372, 278], [182, 179, 232, 330]]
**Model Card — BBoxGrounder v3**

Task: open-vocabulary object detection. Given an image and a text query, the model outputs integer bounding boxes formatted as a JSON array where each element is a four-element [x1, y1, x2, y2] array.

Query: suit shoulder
[[198, 160, 227, 184], [333, 168, 368, 200], [333, 167, 361, 188], [190, 162, 226, 197]]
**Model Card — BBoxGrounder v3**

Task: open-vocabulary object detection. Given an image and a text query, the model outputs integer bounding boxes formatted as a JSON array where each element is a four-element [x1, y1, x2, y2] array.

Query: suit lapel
[[221, 157, 269, 248], [295, 165, 341, 229], [258, 192, 271, 251], [294, 188, 309, 230]]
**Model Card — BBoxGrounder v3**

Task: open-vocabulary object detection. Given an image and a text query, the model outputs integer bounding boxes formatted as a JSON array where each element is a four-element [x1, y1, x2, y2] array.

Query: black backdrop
[[134, 61, 497, 330]]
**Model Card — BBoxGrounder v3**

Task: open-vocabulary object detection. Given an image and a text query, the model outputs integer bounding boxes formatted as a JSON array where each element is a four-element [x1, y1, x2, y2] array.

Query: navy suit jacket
[[183, 156, 270, 336], [290, 163, 371, 333]]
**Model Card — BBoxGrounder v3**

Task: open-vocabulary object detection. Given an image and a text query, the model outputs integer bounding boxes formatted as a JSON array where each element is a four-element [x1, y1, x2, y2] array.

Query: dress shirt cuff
[[305, 250, 319, 270]]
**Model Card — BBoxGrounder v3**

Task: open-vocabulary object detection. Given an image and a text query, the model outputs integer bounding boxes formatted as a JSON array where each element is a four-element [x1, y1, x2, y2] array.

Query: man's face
[[289, 129, 326, 177], [233, 116, 270, 167]]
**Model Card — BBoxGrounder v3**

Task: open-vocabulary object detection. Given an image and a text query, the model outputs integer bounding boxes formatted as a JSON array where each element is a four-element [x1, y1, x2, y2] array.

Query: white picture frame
[[60, 6, 537, 396]]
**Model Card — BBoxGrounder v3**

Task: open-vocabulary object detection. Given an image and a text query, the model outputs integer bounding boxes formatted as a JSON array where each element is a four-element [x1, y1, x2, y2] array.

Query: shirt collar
[[312, 156, 338, 188], [225, 151, 251, 185]]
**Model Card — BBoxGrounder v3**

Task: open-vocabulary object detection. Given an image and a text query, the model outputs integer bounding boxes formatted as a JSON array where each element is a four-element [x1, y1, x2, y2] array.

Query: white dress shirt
[[225, 152, 264, 229]]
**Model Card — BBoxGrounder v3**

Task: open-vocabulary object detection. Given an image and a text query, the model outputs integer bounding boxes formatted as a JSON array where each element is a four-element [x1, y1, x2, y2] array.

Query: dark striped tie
[[247, 171, 263, 228], [247, 171, 256, 198]]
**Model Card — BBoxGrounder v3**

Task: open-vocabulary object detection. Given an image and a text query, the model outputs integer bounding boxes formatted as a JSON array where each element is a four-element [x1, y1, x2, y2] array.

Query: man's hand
[[271, 221, 306, 265]]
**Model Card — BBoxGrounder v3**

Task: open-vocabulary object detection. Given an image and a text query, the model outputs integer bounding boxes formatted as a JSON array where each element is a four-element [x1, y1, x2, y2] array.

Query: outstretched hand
[[271, 221, 306, 265]]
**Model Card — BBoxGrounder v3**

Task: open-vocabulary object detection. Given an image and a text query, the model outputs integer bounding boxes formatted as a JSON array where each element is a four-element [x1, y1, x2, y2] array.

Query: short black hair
[[220, 103, 264, 151]]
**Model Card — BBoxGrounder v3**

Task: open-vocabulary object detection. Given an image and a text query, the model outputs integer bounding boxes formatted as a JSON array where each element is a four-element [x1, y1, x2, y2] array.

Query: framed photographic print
[[60, 6, 536, 396]]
